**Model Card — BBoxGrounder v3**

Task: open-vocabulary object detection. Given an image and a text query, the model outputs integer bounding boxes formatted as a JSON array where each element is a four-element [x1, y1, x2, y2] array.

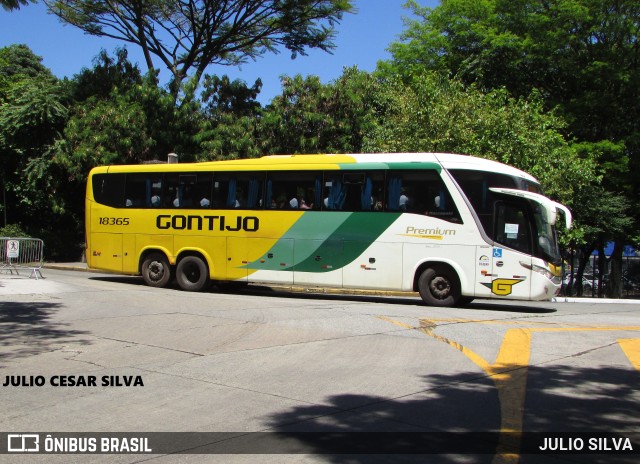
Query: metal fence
[[0, 237, 44, 279], [562, 255, 640, 299]]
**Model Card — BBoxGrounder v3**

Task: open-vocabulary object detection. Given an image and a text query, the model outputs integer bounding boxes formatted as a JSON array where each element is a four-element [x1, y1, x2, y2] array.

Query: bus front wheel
[[176, 256, 209, 292], [418, 266, 461, 307], [142, 253, 171, 288]]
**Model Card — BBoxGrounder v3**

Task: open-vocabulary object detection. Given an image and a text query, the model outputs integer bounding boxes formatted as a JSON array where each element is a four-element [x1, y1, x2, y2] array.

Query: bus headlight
[[520, 262, 561, 284]]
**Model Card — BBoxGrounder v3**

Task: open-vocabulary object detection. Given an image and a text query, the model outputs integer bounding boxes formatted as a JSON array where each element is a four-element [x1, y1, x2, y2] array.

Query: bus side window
[[217, 173, 264, 209], [195, 173, 212, 208], [325, 176, 342, 210], [211, 178, 230, 209], [267, 172, 321, 211], [125, 174, 161, 208], [92, 173, 126, 208], [163, 174, 196, 208], [494, 201, 532, 254], [386, 170, 462, 223], [337, 172, 384, 212]]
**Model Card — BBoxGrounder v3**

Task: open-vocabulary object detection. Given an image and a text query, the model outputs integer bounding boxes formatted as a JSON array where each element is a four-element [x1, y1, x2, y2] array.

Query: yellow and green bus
[[85, 153, 571, 307]]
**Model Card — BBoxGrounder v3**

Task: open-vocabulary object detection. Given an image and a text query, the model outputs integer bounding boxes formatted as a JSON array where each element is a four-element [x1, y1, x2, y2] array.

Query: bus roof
[[91, 152, 539, 183]]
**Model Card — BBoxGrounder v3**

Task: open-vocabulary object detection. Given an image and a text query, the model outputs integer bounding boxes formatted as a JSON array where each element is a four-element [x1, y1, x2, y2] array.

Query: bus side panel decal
[[245, 213, 350, 271], [246, 213, 401, 273]]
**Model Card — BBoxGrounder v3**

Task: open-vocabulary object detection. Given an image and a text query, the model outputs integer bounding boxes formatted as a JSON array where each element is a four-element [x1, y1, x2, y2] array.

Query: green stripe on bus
[[386, 162, 442, 171], [246, 213, 350, 271], [246, 212, 401, 273], [337, 162, 442, 172], [291, 212, 401, 273]]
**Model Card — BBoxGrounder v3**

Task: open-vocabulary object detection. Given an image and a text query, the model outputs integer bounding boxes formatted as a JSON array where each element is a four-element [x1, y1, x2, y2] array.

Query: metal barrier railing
[[0, 237, 44, 280]]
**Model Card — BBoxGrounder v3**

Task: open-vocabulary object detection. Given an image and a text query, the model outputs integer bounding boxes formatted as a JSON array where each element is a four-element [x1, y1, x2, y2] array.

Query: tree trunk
[[608, 241, 624, 298], [575, 244, 596, 297], [597, 243, 607, 298]]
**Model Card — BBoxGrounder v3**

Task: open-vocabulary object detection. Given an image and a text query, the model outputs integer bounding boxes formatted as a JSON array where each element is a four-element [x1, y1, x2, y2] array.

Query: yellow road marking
[[618, 339, 640, 372], [378, 316, 640, 463]]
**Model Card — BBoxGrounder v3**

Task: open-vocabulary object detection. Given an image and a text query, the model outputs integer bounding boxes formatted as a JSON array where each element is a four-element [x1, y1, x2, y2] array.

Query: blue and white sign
[[493, 248, 503, 258]]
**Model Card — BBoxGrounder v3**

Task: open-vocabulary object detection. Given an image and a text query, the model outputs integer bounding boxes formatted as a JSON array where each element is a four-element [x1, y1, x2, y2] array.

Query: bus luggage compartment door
[[293, 239, 343, 287], [228, 237, 294, 284], [90, 233, 123, 273]]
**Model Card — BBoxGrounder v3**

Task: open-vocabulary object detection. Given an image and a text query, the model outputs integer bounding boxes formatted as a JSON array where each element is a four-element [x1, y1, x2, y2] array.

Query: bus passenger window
[[164, 174, 197, 208], [267, 172, 321, 211], [92, 173, 126, 208], [195, 173, 212, 208], [214, 173, 264, 209], [124, 174, 162, 208], [386, 170, 461, 223]]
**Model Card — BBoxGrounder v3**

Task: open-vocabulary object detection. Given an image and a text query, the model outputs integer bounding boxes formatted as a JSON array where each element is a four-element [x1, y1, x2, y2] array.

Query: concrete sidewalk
[[36, 262, 640, 305]]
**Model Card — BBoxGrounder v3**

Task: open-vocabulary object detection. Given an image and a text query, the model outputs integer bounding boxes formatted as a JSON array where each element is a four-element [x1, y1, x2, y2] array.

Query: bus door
[[487, 201, 533, 300]]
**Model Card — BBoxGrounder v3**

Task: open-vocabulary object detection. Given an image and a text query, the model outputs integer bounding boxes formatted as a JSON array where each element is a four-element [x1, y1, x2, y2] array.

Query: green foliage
[[0, 223, 29, 237], [195, 75, 263, 160], [71, 48, 143, 102], [0, 76, 68, 150], [56, 50, 203, 180], [0, 0, 32, 11], [260, 67, 378, 154], [57, 91, 156, 179], [364, 74, 596, 206], [201, 75, 262, 119]]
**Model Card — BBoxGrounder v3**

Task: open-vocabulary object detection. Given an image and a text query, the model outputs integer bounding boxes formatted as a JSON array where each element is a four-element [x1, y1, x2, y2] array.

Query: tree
[[0, 45, 79, 258], [196, 74, 263, 160], [0, 45, 66, 229], [57, 49, 202, 179], [1, 0, 32, 10], [45, 0, 354, 100], [259, 67, 378, 154]]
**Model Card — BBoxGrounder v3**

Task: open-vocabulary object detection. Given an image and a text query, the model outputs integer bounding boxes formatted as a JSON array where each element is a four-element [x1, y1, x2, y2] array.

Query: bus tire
[[418, 265, 461, 307], [142, 253, 171, 288], [176, 255, 209, 292]]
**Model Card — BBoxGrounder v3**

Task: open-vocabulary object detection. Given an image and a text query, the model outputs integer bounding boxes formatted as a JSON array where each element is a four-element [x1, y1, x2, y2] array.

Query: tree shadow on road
[[259, 364, 638, 464], [0, 301, 92, 367]]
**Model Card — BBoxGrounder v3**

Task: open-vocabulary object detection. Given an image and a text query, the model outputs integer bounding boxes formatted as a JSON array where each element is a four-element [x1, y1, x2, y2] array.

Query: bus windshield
[[489, 188, 569, 264], [531, 200, 561, 263]]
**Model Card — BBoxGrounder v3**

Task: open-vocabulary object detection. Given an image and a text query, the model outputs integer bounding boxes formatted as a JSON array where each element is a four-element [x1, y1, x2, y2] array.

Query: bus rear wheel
[[142, 253, 171, 288], [176, 256, 209, 292], [418, 265, 461, 307]]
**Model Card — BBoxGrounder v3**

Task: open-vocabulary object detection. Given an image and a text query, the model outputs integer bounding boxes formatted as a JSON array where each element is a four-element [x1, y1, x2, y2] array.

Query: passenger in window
[[151, 190, 161, 207], [300, 197, 312, 210], [274, 193, 286, 209], [200, 198, 210, 208], [399, 189, 410, 211], [290, 193, 312, 210]]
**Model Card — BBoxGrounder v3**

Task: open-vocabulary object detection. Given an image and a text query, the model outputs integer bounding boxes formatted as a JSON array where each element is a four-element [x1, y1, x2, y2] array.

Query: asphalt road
[[1, 269, 639, 463]]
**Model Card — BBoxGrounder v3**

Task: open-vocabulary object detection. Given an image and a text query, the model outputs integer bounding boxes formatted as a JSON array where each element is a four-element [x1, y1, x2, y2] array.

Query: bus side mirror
[[546, 208, 557, 226], [552, 202, 572, 229]]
